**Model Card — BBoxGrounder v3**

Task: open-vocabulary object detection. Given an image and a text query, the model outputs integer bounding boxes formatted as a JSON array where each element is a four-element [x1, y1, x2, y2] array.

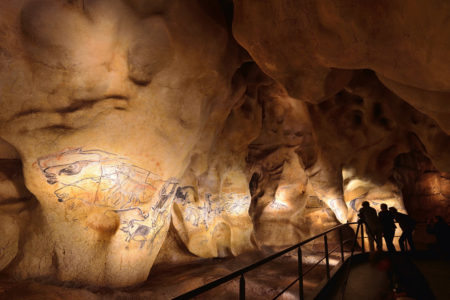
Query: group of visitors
[[356, 202, 448, 299], [358, 201, 416, 253]]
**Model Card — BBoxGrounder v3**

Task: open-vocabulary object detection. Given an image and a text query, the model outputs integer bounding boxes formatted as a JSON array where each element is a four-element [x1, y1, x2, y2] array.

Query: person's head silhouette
[[389, 207, 398, 214], [362, 201, 370, 208], [380, 203, 388, 211]]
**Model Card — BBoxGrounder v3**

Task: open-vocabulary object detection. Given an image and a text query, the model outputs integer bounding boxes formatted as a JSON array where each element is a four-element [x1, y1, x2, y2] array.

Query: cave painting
[[37, 148, 178, 249], [0, 0, 244, 288], [0, 0, 449, 296], [172, 181, 254, 257], [174, 186, 250, 230]]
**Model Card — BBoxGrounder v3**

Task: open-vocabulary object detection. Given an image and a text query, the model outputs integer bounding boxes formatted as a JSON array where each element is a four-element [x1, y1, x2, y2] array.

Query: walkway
[[316, 252, 449, 300]]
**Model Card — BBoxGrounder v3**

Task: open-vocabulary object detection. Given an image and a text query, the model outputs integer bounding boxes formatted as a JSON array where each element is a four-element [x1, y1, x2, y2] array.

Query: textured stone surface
[[0, 0, 244, 287], [0, 0, 449, 296], [233, 0, 450, 133]]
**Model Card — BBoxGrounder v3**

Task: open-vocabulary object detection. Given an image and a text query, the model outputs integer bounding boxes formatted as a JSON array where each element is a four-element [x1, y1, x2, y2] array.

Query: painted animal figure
[[121, 220, 151, 249]]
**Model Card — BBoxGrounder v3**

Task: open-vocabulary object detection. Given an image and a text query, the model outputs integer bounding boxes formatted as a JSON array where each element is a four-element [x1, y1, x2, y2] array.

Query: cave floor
[[144, 244, 353, 300], [2, 249, 448, 299], [0, 240, 353, 300], [3, 237, 448, 300]]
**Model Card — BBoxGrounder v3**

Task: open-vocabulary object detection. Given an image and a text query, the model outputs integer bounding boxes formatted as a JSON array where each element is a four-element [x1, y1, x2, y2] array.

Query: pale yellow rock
[[343, 171, 406, 222], [173, 168, 254, 257], [172, 88, 260, 258], [255, 150, 309, 246], [0, 0, 449, 294], [0, 214, 19, 271], [0, 0, 243, 287]]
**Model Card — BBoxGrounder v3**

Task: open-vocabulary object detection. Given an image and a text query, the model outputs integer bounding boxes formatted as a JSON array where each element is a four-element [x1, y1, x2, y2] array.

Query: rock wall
[[0, 0, 449, 290]]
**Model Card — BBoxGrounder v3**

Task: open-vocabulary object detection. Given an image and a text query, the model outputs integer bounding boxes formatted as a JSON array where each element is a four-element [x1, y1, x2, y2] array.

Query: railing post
[[360, 223, 365, 253], [239, 274, 245, 300], [339, 227, 344, 263], [324, 234, 330, 280], [298, 247, 304, 300]]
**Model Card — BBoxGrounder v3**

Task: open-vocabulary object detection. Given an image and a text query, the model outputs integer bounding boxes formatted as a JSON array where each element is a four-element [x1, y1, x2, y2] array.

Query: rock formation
[[0, 0, 449, 294]]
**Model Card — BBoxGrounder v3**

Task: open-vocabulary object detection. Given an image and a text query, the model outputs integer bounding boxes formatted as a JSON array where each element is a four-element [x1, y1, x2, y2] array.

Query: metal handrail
[[359, 221, 435, 251], [173, 222, 360, 300]]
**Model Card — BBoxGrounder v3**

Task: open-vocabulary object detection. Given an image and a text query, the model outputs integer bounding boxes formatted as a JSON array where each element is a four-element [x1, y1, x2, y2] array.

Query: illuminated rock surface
[[0, 0, 449, 296]]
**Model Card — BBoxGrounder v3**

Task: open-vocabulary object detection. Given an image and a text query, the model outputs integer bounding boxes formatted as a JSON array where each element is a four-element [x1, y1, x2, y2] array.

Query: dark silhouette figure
[[426, 216, 450, 254], [379, 203, 396, 252], [389, 207, 416, 252], [358, 201, 382, 251]]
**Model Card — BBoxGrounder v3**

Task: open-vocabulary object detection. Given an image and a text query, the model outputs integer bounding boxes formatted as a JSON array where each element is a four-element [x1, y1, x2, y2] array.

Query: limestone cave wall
[[0, 0, 449, 292]]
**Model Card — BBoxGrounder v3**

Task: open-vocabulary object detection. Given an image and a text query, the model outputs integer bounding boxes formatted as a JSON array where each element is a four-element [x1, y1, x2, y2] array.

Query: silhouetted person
[[358, 201, 382, 251], [379, 203, 396, 252], [389, 207, 416, 252], [427, 216, 450, 254]]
